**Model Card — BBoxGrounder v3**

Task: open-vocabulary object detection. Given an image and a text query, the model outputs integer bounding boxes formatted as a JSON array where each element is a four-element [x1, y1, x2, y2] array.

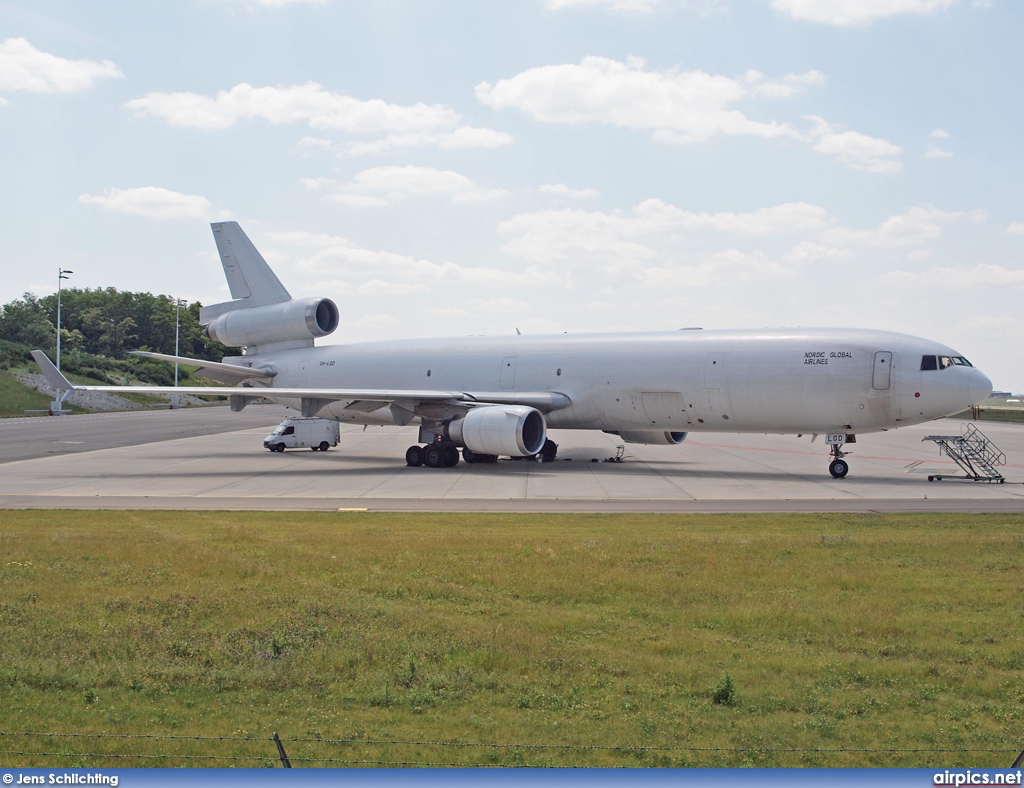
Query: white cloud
[[539, 183, 601, 200], [1007, 222, 1024, 235], [880, 263, 1024, 289], [277, 233, 563, 290], [924, 144, 953, 159], [477, 58, 894, 173], [350, 314, 399, 331], [544, 0, 663, 10], [343, 126, 514, 156], [744, 69, 827, 98], [127, 81, 511, 154], [821, 206, 963, 248], [476, 56, 800, 145], [78, 187, 223, 220], [356, 280, 431, 296], [805, 115, 902, 173], [0, 37, 123, 94], [249, 0, 328, 6], [781, 241, 853, 265], [924, 128, 952, 158], [772, 0, 957, 26], [497, 199, 968, 295], [264, 230, 349, 247], [499, 200, 833, 265], [328, 194, 389, 207], [468, 297, 531, 313], [311, 166, 507, 206], [544, 0, 727, 13], [127, 82, 457, 132]]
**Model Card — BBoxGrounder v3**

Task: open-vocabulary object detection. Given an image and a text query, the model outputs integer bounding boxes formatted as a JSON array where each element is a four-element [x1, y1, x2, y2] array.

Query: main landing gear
[[404, 439, 559, 468], [405, 442, 461, 468]]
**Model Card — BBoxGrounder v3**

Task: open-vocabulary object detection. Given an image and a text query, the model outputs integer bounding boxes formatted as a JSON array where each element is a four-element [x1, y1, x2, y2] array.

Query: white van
[[264, 418, 340, 452]]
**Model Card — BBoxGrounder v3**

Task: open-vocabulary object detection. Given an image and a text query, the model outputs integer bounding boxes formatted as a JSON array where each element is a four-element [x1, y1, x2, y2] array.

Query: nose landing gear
[[827, 433, 852, 478], [828, 456, 849, 479]]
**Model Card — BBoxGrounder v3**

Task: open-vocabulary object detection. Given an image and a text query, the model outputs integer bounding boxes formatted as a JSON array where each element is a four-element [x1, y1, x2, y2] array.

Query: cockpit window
[[922, 354, 973, 371]]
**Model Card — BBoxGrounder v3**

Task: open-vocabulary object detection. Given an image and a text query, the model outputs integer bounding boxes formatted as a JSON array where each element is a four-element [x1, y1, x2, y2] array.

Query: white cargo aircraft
[[33, 222, 993, 478]]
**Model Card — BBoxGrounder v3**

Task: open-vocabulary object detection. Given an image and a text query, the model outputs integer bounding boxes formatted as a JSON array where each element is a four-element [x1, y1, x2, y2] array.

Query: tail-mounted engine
[[203, 297, 339, 349], [447, 405, 547, 457]]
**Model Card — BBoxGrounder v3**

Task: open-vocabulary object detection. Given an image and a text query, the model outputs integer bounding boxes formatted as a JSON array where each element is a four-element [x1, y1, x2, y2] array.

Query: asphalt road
[[1, 406, 1022, 512], [0, 404, 288, 464]]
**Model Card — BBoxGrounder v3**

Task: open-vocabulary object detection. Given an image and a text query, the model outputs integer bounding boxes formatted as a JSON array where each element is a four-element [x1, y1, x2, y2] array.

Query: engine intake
[[448, 405, 546, 457], [204, 297, 339, 348], [616, 430, 687, 445]]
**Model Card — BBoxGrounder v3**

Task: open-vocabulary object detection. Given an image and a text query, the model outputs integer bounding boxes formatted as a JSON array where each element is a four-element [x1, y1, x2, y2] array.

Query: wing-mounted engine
[[203, 297, 339, 349], [615, 430, 688, 445], [447, 405, 547, 457]]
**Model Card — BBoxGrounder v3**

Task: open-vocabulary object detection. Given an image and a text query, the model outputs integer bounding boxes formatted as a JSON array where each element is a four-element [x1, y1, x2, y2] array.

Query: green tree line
[[0, 289, 237, 385]]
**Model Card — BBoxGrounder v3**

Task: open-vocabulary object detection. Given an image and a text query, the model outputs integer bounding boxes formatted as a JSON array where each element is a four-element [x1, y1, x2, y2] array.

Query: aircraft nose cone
[[969, 369, 993, 404]]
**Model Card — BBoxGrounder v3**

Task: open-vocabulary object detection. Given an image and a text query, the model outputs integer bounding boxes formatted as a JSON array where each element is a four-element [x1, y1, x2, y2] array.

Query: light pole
[[56, 268, 73, 373], [53, 268, 73, 415], [172, 298, 185, 408]]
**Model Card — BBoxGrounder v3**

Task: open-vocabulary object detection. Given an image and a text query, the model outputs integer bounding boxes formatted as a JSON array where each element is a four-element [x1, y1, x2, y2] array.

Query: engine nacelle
[[447, 405, 547, 457], [617, 430, 687, 445], [204, 297, 339, 348]]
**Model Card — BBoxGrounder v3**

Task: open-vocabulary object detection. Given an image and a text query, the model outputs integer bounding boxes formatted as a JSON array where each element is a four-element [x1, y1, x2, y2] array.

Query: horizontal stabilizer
[[130, 351, 276, 384], [31, 350, 75, 393]]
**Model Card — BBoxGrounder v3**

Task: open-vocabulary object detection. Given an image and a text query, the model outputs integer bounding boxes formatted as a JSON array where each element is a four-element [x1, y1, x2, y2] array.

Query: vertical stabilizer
[[202, 223, 291, 323]]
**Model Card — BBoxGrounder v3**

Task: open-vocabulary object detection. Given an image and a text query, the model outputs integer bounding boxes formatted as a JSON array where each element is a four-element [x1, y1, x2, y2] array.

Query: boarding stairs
[[922, 423, 1006, 483]]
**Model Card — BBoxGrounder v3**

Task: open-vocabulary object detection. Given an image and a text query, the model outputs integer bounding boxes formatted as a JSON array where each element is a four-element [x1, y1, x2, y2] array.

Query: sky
[[1, 0, 1023, 392]]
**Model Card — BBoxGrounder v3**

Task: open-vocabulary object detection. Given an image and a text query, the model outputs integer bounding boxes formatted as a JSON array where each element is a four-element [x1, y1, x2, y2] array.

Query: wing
[[31, 351, 570, 416]]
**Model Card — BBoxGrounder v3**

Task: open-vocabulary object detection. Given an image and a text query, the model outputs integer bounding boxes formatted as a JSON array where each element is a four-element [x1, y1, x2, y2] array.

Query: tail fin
[[200, 222, 291, 324]]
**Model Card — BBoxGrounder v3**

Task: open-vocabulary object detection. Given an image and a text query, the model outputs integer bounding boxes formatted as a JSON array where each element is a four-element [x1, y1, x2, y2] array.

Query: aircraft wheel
[[539, 439, 558, 463], [462, 448, 477, 464], [405, 445, 424, 467], [319, 441, 330, 452], [829, 459, 849, 479], [443, 445, 460, 467], [424, 445, 445, 468], [275, 443, 286, 453]]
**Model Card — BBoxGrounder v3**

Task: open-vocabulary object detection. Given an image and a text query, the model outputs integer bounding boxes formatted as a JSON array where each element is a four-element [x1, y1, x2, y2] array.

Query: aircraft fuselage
[[239, 327, 991, 435]]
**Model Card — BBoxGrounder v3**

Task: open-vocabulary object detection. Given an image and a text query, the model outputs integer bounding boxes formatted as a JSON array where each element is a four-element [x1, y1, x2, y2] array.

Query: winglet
[[31, 350, 76, 393]]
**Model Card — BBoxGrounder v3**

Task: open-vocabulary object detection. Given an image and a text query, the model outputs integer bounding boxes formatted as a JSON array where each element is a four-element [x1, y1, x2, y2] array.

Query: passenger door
[[872, 351, 892, 390], [500, 356, 517, 389]]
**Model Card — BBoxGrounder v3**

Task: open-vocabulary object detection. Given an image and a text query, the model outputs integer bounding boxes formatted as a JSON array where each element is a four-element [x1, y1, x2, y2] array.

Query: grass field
[[0, 371, 57, 417], [1, 511, 1022, 768]]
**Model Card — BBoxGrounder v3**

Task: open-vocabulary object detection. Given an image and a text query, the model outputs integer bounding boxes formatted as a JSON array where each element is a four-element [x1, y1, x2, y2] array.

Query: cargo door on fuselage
[[640, 392, 691, 427]]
